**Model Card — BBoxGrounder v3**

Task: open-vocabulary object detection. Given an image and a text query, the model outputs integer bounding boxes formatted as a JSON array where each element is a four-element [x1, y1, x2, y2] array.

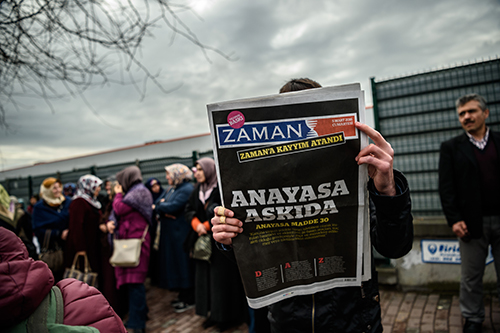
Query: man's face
[[457, 100, 489, 135]]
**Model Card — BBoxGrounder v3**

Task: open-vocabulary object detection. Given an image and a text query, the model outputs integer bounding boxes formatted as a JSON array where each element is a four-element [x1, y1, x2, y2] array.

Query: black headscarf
[[145, 177, 165, 202]]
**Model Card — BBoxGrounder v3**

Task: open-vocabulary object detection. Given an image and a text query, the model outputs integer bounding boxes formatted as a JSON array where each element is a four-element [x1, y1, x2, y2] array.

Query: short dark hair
[[279, 78, 322, 93], [455, 93, 488, 111]]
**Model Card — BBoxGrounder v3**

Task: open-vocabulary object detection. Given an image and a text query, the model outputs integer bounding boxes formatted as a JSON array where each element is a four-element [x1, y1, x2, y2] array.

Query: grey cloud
[[1, 0, 499, 170]]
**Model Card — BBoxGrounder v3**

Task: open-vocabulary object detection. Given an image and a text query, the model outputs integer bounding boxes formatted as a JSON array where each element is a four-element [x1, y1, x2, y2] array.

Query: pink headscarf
[[196, 158, 217, 204]]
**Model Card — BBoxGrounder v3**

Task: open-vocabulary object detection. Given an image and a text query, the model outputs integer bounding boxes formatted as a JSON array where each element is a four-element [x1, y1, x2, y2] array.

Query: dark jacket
[[438, 130, 500, 239], [32, 197, 71, 250], [185, 185, 249, 323], [65, 197, 102, 278], [154, 180, 194, 289], [220, 170, 413, 333]]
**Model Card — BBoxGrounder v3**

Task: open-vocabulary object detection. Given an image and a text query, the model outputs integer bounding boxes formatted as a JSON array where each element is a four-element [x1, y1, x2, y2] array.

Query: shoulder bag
[[39, 229, 64, 272], [109, 225, 149, 267], [192, 234, 212, 262]]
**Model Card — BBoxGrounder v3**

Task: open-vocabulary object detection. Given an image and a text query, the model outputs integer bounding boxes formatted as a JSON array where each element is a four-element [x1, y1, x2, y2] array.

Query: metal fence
[[371, 58, 500, 216], [1, 150, 213, 204], [4, 58, 499, 217]]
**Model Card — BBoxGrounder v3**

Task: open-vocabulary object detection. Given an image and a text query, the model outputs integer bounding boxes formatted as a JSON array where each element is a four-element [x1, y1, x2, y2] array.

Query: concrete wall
[[393, 217, 497, 291]]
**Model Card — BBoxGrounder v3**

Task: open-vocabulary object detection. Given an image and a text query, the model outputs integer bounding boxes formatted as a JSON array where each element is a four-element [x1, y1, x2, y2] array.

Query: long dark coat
[[65, 197, 102, 283], [154, 180, 194, 289], [185, 185, 248, 324]]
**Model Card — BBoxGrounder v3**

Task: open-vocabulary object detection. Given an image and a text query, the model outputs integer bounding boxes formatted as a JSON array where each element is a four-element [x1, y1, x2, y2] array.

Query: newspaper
[[207, 84, 369, 308]]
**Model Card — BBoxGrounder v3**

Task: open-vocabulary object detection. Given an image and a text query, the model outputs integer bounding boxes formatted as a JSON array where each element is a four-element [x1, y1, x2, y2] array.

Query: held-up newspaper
[[207, 83, 371, 309]]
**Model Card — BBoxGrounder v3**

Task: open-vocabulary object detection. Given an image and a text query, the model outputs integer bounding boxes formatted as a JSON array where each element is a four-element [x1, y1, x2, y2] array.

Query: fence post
[[192, 151, 199, 166], [28, 176, 33, 198], [370, 77, 380, 132]]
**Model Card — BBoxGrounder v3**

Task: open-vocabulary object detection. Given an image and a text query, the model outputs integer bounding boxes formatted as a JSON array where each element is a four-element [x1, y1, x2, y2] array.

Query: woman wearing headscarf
[[107, 166, 152, 333], [185, 157, 248, 331], [0, 185, 15, 230], [0, 185, 37, 259], [153, 164, 194, 312], [32, 177, 71, 280], [146, 178, 166, 204], [145, 177, 166, 286], [97, 178, 128, 318], [64, 175, 103, 289]]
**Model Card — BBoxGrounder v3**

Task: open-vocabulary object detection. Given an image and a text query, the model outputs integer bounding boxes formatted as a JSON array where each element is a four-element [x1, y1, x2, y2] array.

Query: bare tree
[[0, 0, 233, 129]]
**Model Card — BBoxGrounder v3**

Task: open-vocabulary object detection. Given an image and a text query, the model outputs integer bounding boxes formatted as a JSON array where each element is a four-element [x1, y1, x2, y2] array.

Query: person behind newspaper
[[211, 78, 414, 333]]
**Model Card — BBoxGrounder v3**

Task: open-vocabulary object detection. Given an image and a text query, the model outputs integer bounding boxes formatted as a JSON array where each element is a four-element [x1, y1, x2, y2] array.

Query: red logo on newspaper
[[318, 258, 324, 263], [228, 111, 245, 129], [307, 116, 356, 137], [255, 271, 262, 277], [284, 263, 291, 269]]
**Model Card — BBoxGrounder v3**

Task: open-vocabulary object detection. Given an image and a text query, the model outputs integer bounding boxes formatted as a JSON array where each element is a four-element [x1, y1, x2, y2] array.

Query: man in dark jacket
[[211, 78, 413, 333], [439, 93, 500, 333]]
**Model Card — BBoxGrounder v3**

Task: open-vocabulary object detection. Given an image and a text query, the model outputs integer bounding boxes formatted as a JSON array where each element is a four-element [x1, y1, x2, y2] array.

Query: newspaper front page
[[207, 84, 369, 308]]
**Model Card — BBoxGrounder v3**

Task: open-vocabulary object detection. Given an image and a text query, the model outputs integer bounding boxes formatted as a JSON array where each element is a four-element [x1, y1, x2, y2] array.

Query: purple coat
[[112, 191, 151, 289]]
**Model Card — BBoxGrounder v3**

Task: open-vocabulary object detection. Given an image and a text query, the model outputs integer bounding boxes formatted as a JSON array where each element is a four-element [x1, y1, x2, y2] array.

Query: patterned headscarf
[[0, 184, 10, 211], [196, 157, 218, 204], [164, 164, 193, 187], [73, 174, 103, 209]]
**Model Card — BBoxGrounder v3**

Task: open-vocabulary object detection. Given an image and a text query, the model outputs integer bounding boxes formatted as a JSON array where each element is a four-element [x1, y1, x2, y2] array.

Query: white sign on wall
[[421, 239, 493, 265]]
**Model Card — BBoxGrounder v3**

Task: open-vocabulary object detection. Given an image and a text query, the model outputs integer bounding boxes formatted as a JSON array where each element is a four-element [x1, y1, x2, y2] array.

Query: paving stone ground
[[140, 282, 500, 333]]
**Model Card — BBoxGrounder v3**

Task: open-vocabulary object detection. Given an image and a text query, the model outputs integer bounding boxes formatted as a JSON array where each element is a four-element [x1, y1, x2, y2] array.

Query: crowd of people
[[1, 78, 416, 333], [0, 159, 250, 333]]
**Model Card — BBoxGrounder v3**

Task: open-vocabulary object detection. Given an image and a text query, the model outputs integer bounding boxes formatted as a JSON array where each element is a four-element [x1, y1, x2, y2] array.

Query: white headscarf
[[73, 174, 103, 209]]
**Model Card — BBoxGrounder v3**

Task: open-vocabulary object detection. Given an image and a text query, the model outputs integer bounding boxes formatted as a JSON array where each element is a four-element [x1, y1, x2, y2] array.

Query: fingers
[[212, 213, 242, 228], [453, 221, 469, 238], [356, 144, 393, 172], [213, 206, 234, 218], [355, 122, 394, 167], [355, 122, 393, 155], [212, 206, 243, 245], [355, 122, 396, 196], [459, 221, 469, 237], [213, 231, 240, 245]]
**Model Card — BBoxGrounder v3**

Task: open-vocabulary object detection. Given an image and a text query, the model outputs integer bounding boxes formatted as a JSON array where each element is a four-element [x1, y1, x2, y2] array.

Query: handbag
[[110, 225, 149, 267], [63, 253, 99, 288], [192, 234, 212, 262], [39, 229, 64, 272]]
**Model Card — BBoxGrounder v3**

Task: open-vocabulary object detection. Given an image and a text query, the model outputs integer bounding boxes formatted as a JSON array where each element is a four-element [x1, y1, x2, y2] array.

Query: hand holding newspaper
[[208, 83, 393, 308]]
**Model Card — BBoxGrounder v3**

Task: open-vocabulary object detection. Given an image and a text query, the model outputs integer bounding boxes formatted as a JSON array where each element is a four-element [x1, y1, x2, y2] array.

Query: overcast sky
[[1, 0, 499, 171]]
